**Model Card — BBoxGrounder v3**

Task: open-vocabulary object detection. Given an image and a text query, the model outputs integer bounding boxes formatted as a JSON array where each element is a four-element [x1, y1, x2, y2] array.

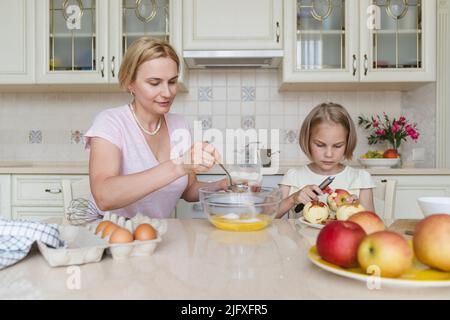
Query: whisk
[[65, 198, 103, 225]]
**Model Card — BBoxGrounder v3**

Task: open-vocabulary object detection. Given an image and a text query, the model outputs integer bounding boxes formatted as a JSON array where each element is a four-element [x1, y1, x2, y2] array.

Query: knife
[[294, 176, 335, 213]]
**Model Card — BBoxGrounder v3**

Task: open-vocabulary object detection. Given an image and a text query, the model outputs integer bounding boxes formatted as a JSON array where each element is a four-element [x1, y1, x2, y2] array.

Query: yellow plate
[[308, 246, 450, 287]]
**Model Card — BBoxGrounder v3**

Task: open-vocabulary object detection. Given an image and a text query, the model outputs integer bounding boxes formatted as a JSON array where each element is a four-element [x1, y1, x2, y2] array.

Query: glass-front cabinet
[[360, 0, 435, 82], [281, 0, 435, 87], [36, 0, 186, 88]]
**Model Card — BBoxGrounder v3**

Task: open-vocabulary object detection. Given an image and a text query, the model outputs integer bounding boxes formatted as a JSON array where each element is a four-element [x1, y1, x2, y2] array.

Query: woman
[[85, 37, 227, 218]]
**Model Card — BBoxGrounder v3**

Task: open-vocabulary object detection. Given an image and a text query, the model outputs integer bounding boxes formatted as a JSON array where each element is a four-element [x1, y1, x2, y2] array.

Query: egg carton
[[87, 212, 168, 259], [38, 225, 109, 267]]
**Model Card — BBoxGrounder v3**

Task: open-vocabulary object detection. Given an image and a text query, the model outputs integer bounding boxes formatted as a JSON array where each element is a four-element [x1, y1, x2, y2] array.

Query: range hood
[[183, 50, 283, 68]]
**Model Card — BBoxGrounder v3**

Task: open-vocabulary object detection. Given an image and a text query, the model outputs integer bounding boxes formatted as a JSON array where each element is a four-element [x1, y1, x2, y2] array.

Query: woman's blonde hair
[[118, 37, 180, 92], [299, 102, 357, 160]]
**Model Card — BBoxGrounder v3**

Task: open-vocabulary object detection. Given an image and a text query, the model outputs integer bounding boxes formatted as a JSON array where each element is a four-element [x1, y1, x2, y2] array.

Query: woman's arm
[[89, 138, 218, 211], [358, 188, 375, 213], [181, 173, 228, 202]]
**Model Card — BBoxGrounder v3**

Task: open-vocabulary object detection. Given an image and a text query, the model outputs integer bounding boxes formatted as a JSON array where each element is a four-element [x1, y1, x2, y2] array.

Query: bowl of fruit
[[358, 149, 401, 168]]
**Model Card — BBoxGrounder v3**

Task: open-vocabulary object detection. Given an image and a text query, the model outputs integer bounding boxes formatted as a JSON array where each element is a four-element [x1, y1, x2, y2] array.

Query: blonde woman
[[85, 37, 227, 218], [277, 102, 376, 218]]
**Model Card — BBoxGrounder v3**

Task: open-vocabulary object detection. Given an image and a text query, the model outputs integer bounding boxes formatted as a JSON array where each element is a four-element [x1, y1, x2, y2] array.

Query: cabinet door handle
[[111, 56, 116, 78], [276, 22, 280, 43], [45, 188, 62, 194], [352, 54, 357, 76], [364, 54, 368, 76], [100, 56, 105, 78]]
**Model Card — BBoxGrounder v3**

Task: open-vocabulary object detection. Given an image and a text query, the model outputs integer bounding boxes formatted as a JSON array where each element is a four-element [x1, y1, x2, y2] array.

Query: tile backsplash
[[0, 69, 436, 167]]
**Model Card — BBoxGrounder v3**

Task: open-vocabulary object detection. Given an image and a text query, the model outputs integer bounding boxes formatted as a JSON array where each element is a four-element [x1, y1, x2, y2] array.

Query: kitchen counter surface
[[1, 161, 450, 175], [0, 219, 448, 299]]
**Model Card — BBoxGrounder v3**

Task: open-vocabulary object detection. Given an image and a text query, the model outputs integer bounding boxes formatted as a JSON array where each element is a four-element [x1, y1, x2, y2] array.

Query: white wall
[[0, 69, 435, 167]]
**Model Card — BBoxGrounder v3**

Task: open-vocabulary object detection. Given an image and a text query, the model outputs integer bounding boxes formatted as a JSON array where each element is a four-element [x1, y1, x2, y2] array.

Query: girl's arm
[[358, 188, 375, 213], [89, 138, 219, 211], [275, 185, 297, 219], [275, 184, 322, 218]]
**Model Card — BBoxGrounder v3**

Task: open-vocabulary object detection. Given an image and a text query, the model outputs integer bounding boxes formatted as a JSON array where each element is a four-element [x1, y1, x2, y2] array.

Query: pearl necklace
[[129, 103, 162, 136]]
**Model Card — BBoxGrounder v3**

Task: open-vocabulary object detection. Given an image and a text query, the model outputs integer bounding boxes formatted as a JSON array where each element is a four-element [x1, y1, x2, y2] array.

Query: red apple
[[303, 200, 330, 224], [327, 189, 352, 211], [383, 149, 400, 158], [358, 231, 413, 278], [413, 214, 450, 271], [348, 211, 385, 234], [316, 221, 366, 268]]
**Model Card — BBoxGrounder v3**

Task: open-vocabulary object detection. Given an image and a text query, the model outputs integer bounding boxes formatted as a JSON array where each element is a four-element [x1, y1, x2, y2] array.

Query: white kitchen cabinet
[[35, 0, 188, 90], [281, 0, 435, 88], [0, 0, 35, 84], [11, 174, 86, 221], [372, 175, 450, 219], [183, 0, 283, 50], [0, 175, 12, 219]]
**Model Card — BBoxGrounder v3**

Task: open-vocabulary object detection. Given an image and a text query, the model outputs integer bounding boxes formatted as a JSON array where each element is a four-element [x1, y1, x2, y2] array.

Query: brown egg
[[134, 223, 157, 241], [109, 227, 134, 244], [95, 221, 113, 235], [102, 222, 119, 239]]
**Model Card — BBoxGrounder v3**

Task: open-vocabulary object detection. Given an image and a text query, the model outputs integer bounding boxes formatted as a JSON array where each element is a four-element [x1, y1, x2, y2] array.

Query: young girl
[[277, 102, 376, 218]]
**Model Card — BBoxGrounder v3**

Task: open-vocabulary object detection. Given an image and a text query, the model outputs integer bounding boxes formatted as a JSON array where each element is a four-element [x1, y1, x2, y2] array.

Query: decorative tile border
[[198, 86, 213, 102], [284, 129, 299, 144], [242, 86, 256, 102], [71, 130, 84, 144], [241, 115, 256, 130], [29, 130, 42, 144], [198, 116, 212, 130]]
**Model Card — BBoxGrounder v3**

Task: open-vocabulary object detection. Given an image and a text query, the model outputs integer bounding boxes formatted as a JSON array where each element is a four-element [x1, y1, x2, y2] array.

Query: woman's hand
[[291, 184, 323, 205], [174, 142, 221, 174]]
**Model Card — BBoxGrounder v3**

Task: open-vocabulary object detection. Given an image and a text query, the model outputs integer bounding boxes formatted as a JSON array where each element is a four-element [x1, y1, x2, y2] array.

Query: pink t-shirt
[[84, 105, 191, 218]]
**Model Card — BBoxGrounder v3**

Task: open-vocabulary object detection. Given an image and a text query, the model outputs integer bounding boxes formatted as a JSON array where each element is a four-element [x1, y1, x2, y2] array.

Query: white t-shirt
[[279, 165, 376, 206]]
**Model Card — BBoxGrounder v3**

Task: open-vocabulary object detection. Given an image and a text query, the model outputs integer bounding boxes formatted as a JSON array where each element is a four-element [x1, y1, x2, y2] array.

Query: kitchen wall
[[0, 69, 436, 168]]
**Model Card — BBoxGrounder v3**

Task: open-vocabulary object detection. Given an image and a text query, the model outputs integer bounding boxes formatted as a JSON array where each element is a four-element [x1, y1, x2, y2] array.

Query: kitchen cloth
[[0, 218, 66, 270]]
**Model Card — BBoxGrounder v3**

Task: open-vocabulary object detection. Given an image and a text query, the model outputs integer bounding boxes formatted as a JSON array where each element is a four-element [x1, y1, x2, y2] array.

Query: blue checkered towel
[[0, 218, 66, 270]]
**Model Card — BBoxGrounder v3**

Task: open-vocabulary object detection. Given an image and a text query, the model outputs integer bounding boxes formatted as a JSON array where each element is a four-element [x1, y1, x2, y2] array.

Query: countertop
[[0, 219, 448, 300], [1, 161, 450, 175]]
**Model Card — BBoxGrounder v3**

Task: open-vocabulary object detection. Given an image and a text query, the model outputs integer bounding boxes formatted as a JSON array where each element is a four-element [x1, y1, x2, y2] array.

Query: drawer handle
[[45, 188, 62, 194], [276, 21, 280, 43]]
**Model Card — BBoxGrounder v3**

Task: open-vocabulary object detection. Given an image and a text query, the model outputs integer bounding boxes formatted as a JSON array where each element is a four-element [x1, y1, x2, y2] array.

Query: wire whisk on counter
[[65, 198, 103, 225]]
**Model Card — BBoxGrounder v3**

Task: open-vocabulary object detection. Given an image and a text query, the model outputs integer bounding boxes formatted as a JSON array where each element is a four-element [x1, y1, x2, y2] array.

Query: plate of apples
[[308, 214, 450, 287], [296, 189, 365, 230]]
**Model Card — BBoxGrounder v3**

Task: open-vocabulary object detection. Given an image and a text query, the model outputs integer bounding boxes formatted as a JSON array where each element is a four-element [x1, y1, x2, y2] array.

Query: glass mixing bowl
[[199, 187, 282, 232]]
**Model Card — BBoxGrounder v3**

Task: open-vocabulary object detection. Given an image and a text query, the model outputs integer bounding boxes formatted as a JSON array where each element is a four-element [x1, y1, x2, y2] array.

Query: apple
[[358, 231, 413, 278], [303, 200, 330, 224], [316, 221, 366, 268], [327, 189, 352, 211], [383, 149, 400, 158], [348, 211, 385, 234], [413, 214, 450, 272], [336, 201, 365, 221]]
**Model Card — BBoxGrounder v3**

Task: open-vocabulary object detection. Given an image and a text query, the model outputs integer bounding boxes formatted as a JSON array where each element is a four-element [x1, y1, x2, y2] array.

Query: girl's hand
[[292, 185, 323, 205], [175, 142, 221, 174]]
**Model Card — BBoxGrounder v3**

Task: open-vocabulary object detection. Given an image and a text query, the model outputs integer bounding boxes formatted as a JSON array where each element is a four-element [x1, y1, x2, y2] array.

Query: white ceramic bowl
[[358, 158, 401, 168], [417, 197, 450, 217]]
